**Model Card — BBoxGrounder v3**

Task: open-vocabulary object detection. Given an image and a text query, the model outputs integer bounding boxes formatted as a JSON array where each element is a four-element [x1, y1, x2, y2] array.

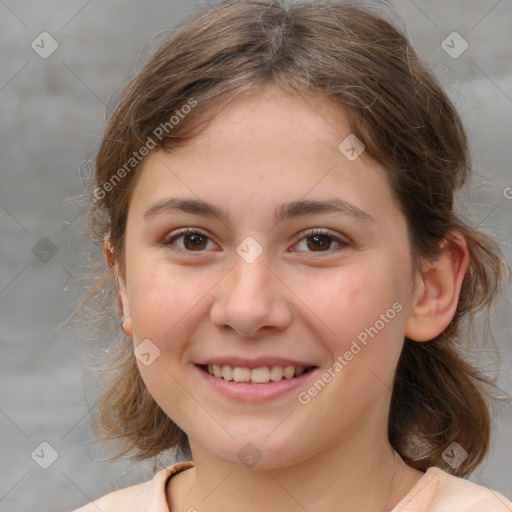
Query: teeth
[[221, 365, 233, 381], [295, 366, 306, 376], [251, 367, 270, 383], [270, 366, 283, 381], [232, 367, 251, 382], [205, 364, 309, 383], [283, 366, 295, 379]]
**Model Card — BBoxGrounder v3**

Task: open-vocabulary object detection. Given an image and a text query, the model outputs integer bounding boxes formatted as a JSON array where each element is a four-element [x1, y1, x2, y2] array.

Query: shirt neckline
[[163, 461, 196, 511], [390, 466, 442, 511], [162, 462, 443, 512]]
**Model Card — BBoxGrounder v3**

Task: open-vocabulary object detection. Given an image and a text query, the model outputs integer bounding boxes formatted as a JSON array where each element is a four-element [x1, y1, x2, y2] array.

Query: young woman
[[72, 1, 511, 510]]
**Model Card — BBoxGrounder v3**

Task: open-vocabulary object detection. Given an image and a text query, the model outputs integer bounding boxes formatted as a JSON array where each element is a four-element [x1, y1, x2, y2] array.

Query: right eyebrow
[[144, 197, 227, 221]]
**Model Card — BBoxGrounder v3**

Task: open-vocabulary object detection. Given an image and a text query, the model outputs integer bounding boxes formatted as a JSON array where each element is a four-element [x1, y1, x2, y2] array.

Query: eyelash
[[161, 227, 350, 257]]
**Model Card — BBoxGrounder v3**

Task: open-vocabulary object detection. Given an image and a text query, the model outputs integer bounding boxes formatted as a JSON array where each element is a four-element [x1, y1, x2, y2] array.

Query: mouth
[[196, 364, 317, 384]]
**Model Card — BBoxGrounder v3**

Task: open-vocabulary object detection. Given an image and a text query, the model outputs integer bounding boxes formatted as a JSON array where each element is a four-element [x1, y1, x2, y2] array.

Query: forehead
[[195, 86, 350, 153], [127, 86, 401, 229]]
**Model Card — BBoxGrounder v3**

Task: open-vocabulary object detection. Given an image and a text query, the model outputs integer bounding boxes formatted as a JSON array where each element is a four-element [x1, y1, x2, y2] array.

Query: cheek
[[126, 262, 205, 419], [292, 259, 401, 341], [127, 259, 210, 343], [304, 259, 407, 386]]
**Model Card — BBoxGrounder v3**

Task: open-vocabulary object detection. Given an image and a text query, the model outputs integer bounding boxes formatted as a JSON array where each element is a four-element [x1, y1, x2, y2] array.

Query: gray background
[[1, 1, 511, 510]]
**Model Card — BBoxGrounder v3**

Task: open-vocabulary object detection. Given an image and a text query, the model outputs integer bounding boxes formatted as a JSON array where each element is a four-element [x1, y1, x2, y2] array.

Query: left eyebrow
[[277, 198, 375, 224], [143, 197, 375, 224]]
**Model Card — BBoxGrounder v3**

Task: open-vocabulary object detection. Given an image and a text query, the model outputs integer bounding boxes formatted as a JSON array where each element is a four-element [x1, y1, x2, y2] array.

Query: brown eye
[[305, 234, 334, 251], [182, 233, 208, 250], [292, 229, 349, 254], [163, 228, 217, 253]]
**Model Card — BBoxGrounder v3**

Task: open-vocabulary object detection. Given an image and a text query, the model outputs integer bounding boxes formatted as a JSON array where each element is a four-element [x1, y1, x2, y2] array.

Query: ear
[[103, 236, 133, 337], [404, 231, 469, 342]]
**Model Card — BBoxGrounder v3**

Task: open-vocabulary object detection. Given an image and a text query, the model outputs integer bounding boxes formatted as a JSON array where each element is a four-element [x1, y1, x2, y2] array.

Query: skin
[[111, 85, 469, 512]]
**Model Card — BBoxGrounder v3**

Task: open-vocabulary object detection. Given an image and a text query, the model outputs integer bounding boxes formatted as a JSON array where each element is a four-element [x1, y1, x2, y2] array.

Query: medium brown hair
[[81, 0, 509, 475]]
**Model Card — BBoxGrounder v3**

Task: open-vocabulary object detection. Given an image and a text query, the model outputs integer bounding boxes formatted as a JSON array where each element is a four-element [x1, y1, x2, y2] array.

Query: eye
[[162, 228, 218, 253], [162, 227, 349, 255], [291, 228, 349, 254]]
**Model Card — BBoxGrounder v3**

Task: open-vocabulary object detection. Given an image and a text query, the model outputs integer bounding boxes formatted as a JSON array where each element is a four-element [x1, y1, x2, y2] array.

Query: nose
[[209, 252, 292, 338]]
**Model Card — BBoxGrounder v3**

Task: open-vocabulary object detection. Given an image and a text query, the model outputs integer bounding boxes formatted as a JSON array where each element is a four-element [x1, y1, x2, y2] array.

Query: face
[[117, 86, 419, 469]]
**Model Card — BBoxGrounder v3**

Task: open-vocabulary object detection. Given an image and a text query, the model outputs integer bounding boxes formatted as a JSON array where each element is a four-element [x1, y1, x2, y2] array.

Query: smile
[[199, 364, 315, 384]]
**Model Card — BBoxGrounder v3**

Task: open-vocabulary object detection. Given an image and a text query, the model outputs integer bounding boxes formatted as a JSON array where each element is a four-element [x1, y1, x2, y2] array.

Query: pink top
[[71, 461, 512, 511]]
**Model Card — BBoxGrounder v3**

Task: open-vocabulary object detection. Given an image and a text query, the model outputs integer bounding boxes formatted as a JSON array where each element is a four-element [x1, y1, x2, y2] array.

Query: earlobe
[[103, 237, 133, 337], [404, 231, 469, 342]]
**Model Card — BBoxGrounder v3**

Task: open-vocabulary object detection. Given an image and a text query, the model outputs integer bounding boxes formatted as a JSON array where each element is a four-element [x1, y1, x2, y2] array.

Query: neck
[[168, 414, 424, 512]]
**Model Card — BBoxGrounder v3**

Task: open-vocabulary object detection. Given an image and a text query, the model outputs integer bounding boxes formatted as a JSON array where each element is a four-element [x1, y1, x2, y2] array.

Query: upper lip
[[196, 357, 317, 369]]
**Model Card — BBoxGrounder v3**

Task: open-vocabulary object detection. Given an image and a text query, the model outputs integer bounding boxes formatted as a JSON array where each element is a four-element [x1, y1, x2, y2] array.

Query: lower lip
[[195, 365, 318, 402]]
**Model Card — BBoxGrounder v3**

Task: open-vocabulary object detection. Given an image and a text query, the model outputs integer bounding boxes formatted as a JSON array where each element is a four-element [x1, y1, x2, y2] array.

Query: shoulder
[[70, 461, 195, 512], [393, 466, 512, 512]]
